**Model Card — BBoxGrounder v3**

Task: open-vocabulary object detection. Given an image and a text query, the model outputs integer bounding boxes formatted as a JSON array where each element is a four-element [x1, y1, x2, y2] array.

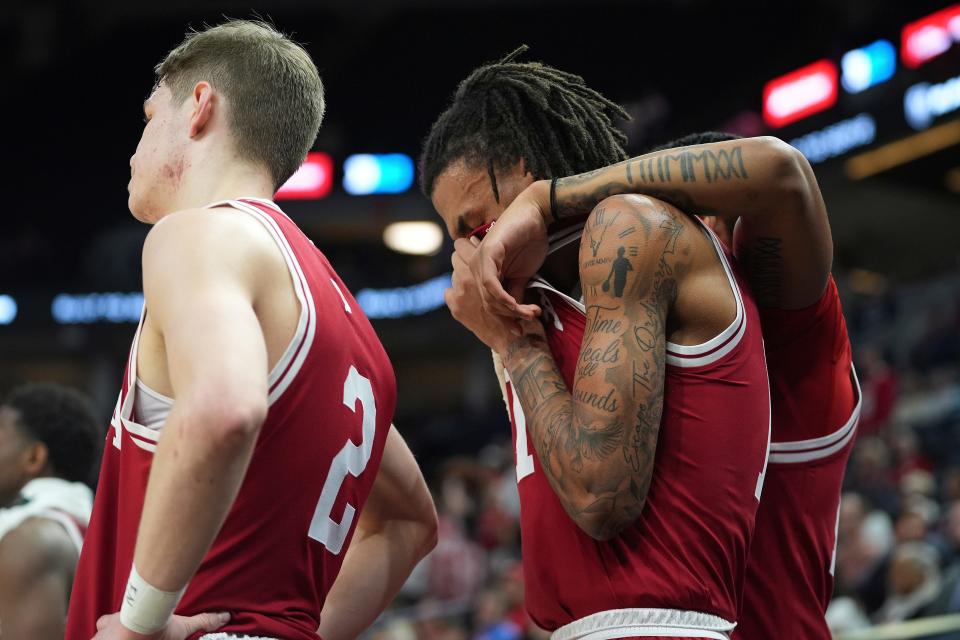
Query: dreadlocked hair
[[419, 46, 630, 201]]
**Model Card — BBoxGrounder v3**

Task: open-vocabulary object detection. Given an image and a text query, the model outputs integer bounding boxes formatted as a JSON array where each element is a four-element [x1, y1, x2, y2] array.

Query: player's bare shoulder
[[0, 516, 78, 582], [578, 194, 695, 304], [143, 207, 284, 282]]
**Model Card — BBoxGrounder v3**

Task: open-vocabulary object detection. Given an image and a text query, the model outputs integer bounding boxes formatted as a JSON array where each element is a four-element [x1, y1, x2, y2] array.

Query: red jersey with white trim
[[502, 225, 771, 632], [66, 198, 397, 640], [735, 277, 859, 640]]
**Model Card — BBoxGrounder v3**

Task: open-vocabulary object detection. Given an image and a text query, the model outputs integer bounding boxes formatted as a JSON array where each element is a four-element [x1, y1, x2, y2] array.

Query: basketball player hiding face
[[422, 48, 770, 640], [471, 125, 858, 640]]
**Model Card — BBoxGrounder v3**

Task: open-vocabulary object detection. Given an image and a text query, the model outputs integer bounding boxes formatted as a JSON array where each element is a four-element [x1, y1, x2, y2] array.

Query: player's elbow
[[568, 483, 647, 541], [576, 508, 642, 542], [418, 504, 440, 558], [217, 400, 268, 443], [760, 137, 816, 200], [402, 482, 439, 558], [184, 393, 268, 445]]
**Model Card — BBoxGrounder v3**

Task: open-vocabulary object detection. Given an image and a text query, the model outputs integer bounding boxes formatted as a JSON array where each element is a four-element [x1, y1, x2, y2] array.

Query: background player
[[0, 383, 100, 640], [470, 132, 858, 639], [65, 19, 437, 640], [422, 51, 770, 639]]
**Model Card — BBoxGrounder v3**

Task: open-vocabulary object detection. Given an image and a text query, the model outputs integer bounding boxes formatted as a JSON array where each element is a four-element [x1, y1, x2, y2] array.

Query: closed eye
[[455, 215, 472, 239]]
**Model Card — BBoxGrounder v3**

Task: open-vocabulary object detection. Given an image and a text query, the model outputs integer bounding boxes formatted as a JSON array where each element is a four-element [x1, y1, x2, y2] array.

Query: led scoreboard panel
[[764, 4, 960, 172], [3, 4, 959, 333]]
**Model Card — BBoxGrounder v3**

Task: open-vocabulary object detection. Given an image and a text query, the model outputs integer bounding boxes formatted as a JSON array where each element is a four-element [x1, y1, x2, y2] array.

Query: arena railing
[[834, 614, 960, 640]]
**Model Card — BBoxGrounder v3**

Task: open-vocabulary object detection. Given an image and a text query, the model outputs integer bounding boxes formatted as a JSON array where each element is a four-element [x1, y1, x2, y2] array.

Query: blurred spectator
[[846, 437, 898, 515], [941, 468, 960, 504], [875, 542, 942, 623], [858, 346, 898, 436], [836, 492, 893, 614], [426, 460, 489, 602], [369, 619, 418, 640], [471, 589, 521, 640], [413, 611, 470, 640], [825, 596, 871, 633], [890, 428, 934, 485], [901, 470, 937, 503], [894, 508, 930, 544], [497, 563, 529, 634], [929, 501, 960, 616], [0, 383, 102, 640], [945, 502, 960, 566], [910, 303, 960, 372]]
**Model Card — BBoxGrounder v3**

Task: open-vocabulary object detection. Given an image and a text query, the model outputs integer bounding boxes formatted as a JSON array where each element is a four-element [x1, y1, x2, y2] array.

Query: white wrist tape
[[119, 565, 186, 634]]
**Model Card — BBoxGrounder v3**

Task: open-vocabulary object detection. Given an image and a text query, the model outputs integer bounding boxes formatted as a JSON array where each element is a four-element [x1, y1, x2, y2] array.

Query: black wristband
[[549, 178, 558, 223]]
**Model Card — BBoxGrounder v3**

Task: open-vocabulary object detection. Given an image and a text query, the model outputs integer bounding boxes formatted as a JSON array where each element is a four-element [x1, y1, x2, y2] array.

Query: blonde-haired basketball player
[[66, 19, 437, 640]]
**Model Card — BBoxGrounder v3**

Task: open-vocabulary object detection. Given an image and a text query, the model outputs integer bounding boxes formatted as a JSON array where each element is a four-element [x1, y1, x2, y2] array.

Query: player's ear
[[188, 81, 216, 139], [22, 441, 49, 477]]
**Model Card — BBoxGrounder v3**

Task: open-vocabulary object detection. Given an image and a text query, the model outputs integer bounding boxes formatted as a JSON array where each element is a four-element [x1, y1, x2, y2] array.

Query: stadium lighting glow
[[845, 120, 960, 180], [355, 273, 452, 319], [848, 269, 888, 296], [52, 292, 144, 324], [841, 40, 896, 94], [901, 4, 960, 68], [904, 74, 960, 130], [0, 295, 17, 325], [343, 154, 415, 195], [763, 60, 838, 128], [383, 221, 444, 256], [276, 152, 334, 200], [790, 114, 876, 164], [45, 278, 452, 323]]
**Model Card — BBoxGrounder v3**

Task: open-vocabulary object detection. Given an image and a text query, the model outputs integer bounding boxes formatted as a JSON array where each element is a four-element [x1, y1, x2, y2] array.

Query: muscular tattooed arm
[[551, 137, 830, 308], [474, 136, 830, 314], [500, 195, 688, 540]]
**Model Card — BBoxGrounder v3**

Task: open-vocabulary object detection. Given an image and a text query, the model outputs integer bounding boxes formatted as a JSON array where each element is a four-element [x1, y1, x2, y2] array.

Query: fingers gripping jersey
[[501, 226, 771, 634], [65, 199, 397, 640], [735, 277, 859, 640]]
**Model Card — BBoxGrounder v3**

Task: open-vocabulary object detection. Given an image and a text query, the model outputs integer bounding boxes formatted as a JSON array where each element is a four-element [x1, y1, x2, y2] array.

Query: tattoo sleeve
[[552, 141, 755, 221], [502, 199, 689, 540], [740, 236, 784, 308], [548, 136, 831, 309]]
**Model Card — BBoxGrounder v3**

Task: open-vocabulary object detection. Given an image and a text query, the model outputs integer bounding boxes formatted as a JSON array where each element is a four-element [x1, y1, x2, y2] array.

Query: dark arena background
[[2, 1, 960, 638]]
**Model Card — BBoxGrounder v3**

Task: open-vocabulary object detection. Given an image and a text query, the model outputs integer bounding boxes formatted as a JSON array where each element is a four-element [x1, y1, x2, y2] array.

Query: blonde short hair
[[156, 19, 325, 189]]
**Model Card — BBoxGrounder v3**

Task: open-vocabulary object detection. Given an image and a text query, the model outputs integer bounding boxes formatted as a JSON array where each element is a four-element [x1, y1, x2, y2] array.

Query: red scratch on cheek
[[161, 158, 185, 184]]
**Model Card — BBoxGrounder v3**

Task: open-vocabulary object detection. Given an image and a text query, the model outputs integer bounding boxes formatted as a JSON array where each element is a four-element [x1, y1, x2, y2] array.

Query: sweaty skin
[[441, 180, 737, 540], [469, 136, 831, 318]]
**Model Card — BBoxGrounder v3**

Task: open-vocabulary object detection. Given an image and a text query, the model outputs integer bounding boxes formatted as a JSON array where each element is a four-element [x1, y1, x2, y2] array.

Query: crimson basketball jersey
[[735, 277, 859, 640], [500, 225, 771, 635], [65, 198, 397, 640]]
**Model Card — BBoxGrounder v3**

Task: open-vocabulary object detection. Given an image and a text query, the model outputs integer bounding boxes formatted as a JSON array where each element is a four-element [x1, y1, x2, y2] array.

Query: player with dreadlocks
[[422, 50, 771, 640], [472, 125, 858, 640]]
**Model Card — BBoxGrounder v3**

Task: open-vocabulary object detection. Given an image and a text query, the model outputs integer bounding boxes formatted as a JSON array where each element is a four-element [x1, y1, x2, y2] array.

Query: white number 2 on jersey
[[309, 366, 376, 555]]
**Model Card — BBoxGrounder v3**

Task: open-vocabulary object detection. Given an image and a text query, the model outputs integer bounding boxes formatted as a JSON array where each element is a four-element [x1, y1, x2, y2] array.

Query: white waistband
[[200, 635, 280, 640], [550, 608, 735, 640]]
